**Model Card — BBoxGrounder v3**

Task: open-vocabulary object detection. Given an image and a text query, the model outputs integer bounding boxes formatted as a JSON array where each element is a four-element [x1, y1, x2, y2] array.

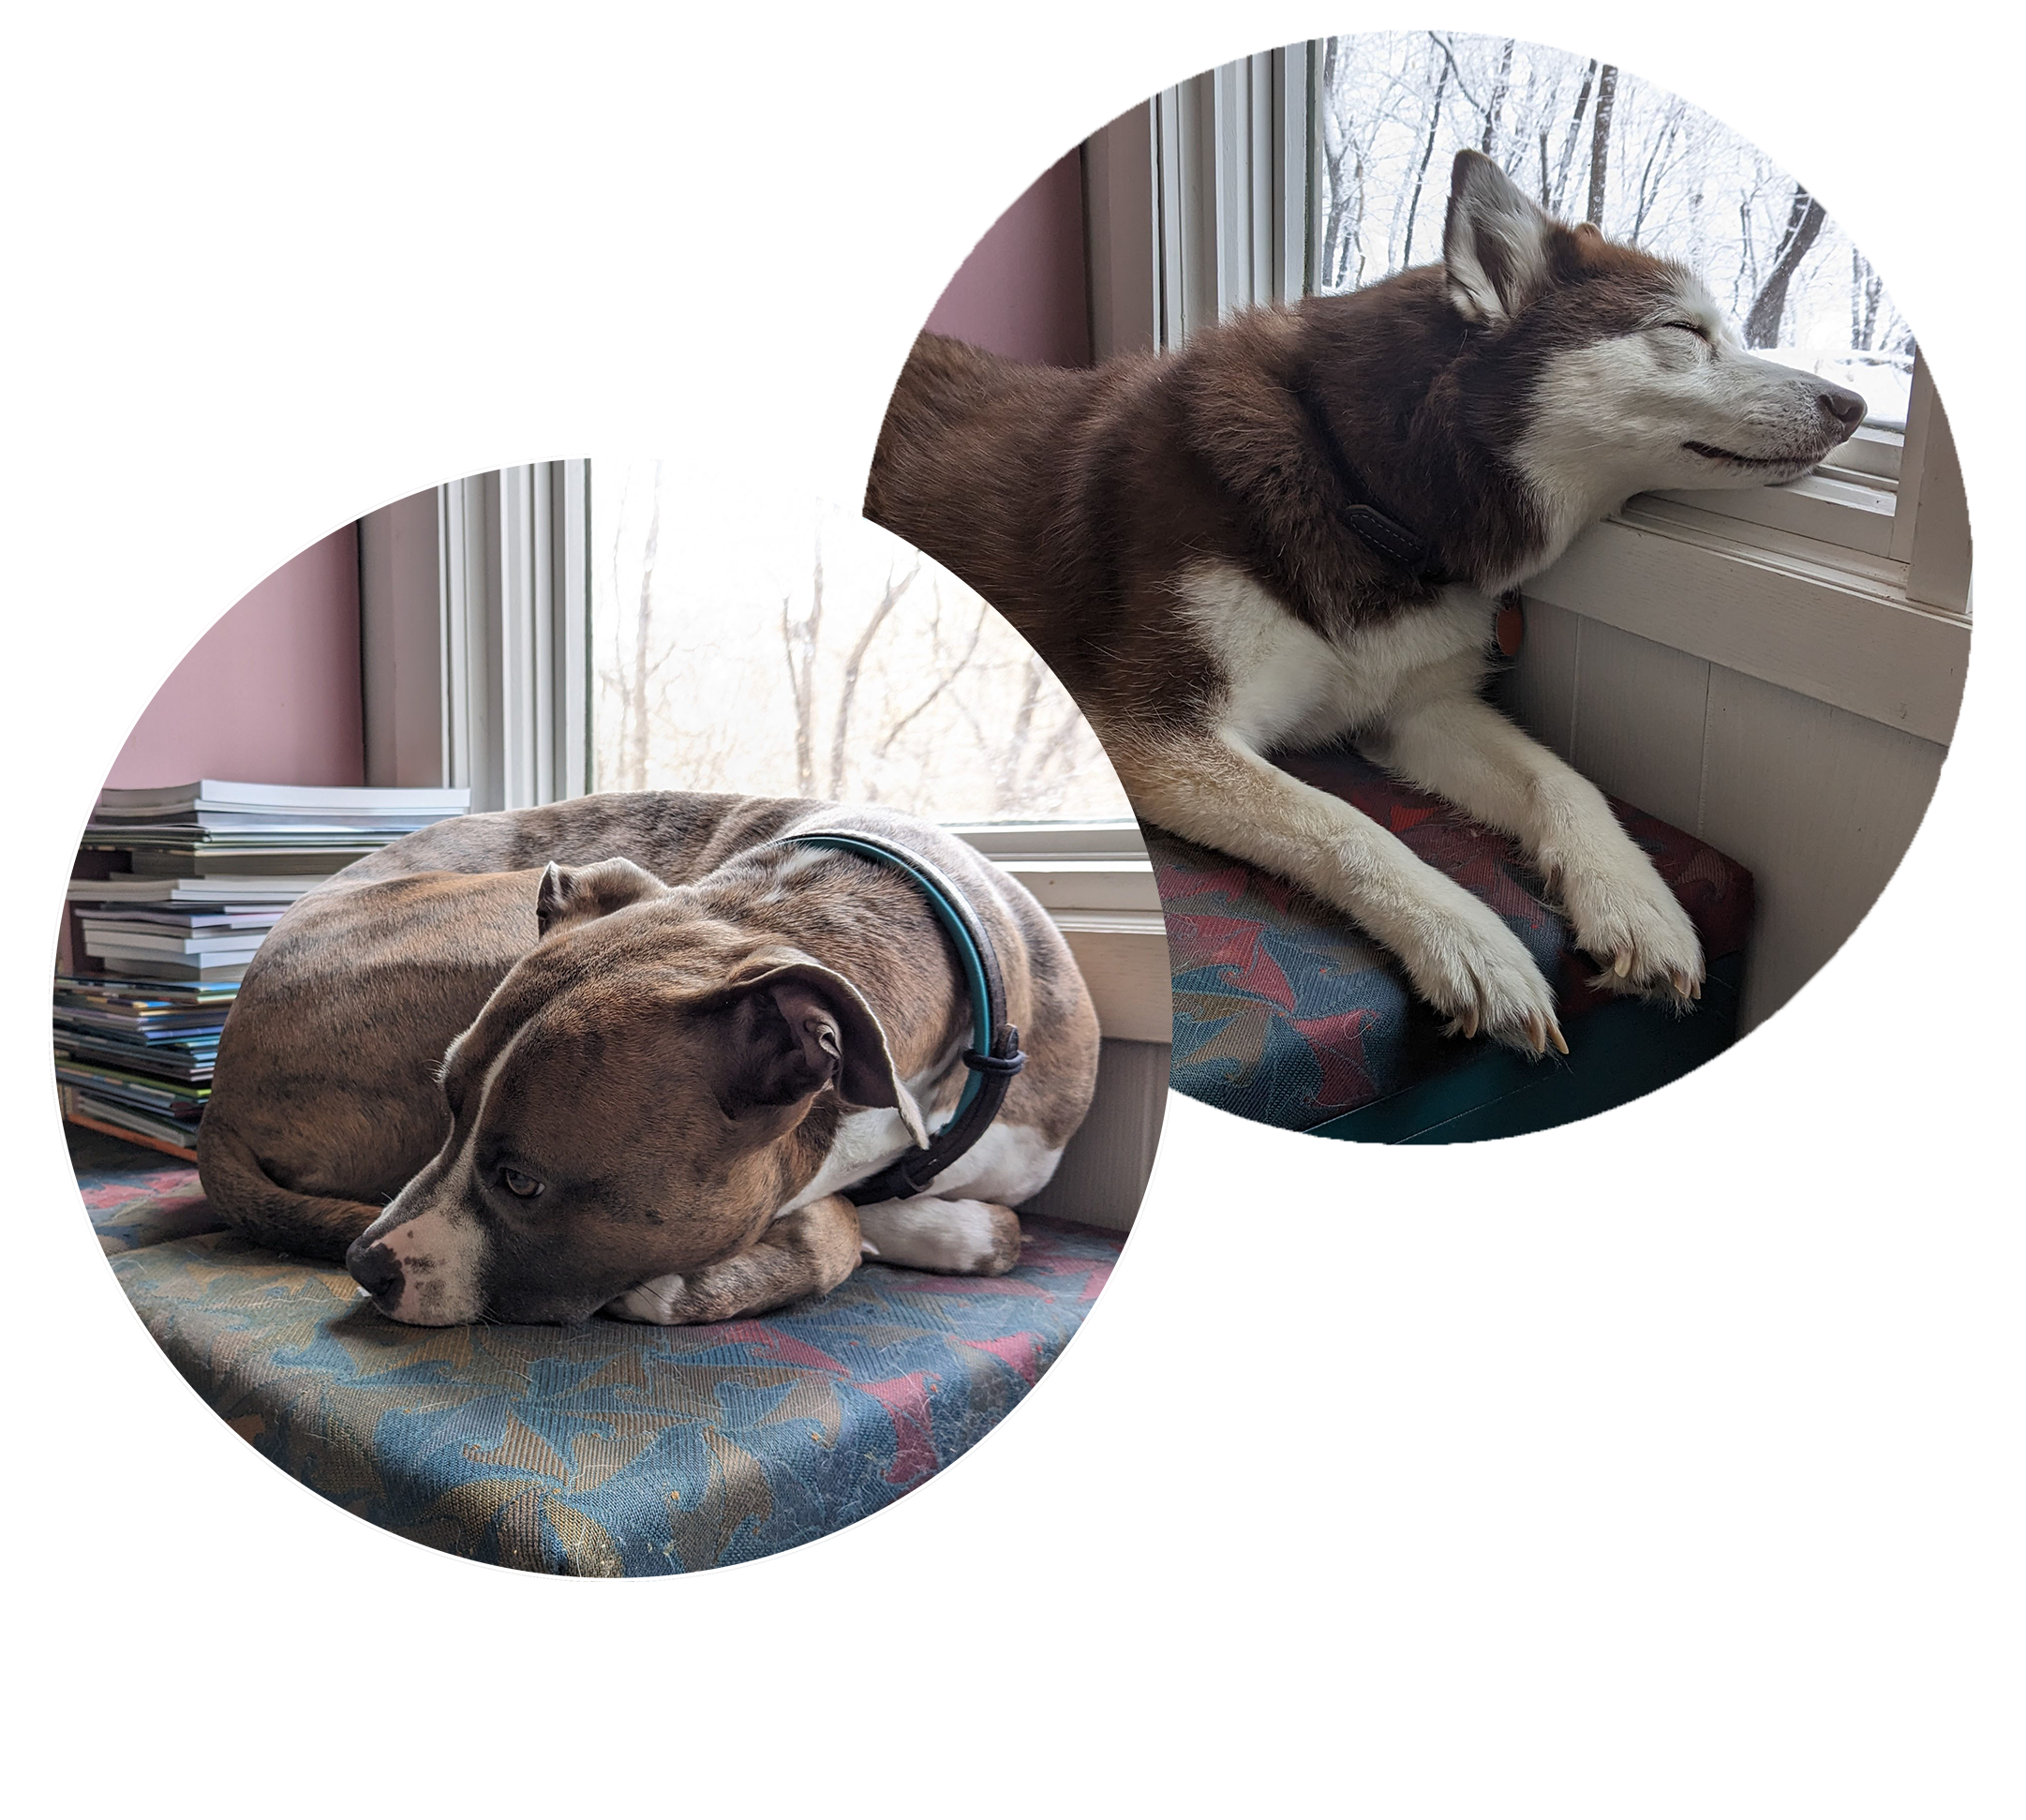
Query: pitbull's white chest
[[785, 1107, 921, 1210], [784, 1107, 1063, 1216], [1178, 562, 1495, 752]]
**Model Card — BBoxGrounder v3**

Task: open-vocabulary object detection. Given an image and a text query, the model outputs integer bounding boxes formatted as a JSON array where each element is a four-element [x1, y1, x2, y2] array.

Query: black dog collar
[[1292, 380, 1451, 584], [767, 830, 1026, 1206]]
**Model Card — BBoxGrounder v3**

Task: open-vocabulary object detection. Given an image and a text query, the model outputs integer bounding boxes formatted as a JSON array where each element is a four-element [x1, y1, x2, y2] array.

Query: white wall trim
[[1527, 512, 1970, 746], [946, 819, 1169, 1042], [1645, 469, 1898, 557], [1898, 360, 1973, 614]]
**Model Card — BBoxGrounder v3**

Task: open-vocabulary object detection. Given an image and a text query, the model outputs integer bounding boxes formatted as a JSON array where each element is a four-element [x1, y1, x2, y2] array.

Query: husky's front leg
[[1363, 689, 1704, 1007], [1120, 728, 1565, 1054]]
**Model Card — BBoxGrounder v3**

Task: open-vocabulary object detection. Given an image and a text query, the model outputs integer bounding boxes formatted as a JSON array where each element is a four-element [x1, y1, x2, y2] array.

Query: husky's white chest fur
[[871, 147, 1868, 1062], [1179, 561, 1495, 753]]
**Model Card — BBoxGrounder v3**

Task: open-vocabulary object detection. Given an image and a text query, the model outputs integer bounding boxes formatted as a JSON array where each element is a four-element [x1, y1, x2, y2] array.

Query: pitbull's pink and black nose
[[347, 1236, 405, 1311]]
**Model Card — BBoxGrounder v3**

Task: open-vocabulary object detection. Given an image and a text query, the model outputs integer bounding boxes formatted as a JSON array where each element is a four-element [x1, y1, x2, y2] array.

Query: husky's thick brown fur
[[869, 150, 1864, 1056]]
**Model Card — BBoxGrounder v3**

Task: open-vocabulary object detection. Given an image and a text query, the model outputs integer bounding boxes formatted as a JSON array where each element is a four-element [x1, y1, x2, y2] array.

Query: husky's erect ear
[[1443, 148, 1558, 325], [535, 857, 670, 939]]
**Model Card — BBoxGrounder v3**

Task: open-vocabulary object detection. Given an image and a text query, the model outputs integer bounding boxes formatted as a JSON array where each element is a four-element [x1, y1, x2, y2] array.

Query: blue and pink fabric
[[1149, 745, 1754, 1139], [78, 1130, 1122, 1575]]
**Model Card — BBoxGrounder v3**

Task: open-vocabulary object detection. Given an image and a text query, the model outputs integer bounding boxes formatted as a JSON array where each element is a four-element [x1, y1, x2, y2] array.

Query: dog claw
[[1691, 979, 1702, 1001], [1669, 968, 1691, 997], [1526, 1013, 1545, 1056], [1460, 1005, 1479, 1039], [1613, 950, 1632, 978], [1548, 1022, 1569, 1055]]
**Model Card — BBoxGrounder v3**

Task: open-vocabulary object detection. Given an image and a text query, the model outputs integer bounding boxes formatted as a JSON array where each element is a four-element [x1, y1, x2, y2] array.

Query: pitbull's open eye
[[499, 1167, 544, 1200]]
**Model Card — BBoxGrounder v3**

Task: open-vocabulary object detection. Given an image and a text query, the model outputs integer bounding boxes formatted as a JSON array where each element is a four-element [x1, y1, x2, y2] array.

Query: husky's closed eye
[[868, 147, 1865, 1057]]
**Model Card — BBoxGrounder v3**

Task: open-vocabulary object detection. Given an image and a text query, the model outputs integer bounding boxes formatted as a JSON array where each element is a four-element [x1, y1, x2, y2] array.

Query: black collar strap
[[1292, 380, 1450, 584], [767, 830, 1026, 1206]]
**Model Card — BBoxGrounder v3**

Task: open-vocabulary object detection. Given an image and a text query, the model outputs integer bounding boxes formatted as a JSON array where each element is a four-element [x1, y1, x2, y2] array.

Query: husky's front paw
[[1555, 848, 1705, 1007], [1402, 892, 1566, 1058]]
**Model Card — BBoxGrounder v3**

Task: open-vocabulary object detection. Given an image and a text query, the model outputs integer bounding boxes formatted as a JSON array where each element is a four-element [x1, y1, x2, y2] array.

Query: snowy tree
[[1314, 31, 1914, 423]]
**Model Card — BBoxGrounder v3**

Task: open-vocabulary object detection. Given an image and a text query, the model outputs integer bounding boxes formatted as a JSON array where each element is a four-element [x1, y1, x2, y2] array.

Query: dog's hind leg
[[1118, 726, 1564, 1054], [1360, 690, 1705, 1007], [195, 1117, 385, 1261], [603, 1194, 865, 1324]]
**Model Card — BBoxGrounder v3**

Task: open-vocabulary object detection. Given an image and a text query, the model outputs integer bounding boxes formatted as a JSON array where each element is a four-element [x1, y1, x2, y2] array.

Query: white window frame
[[361, 472, 1171, 1043], [1084, 44, 1973, 747], [1088, 46, 1310, 358], [1623, 351, 1968, 608], [943, 819, 1167, 1044], [900, 823, 1168, 1045], [359, 461, 592, 810]]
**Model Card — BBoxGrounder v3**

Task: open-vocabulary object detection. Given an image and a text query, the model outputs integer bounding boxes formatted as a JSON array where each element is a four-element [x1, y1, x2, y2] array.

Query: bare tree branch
[[1400, 42, 1452, 268], [1585, 63, 1618, 226], [994, 656, 1046, 811], [780, 534, 826, 798], [877, 594, 989, 756], [826, 558, 916, 796], [627, 468, 662, 791], [1425, 32, 1489, 122], [1743, 184, 1826, 348], [1551, 57, 1597, 214], [1629, 101, 1684, 246], [1480, 37, 1514, 158]]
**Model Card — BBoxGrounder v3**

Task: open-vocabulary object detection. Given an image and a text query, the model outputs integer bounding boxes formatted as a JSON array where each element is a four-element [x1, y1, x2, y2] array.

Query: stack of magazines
[[57, 780, 468, 1156]]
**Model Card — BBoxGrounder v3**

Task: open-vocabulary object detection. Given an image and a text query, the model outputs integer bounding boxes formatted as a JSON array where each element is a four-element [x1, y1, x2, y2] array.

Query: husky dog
[[868, 150, 1864, 1054]]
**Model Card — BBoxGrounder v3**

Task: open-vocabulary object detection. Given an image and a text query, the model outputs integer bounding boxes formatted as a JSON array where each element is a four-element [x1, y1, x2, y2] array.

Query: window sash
[[359, 462, 592, 809], [1091, 44, 1971, 633]]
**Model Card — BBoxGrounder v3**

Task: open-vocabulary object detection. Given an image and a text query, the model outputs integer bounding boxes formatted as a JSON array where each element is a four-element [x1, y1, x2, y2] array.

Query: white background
[[1831, 30, 1969, 231], [3, 3, 2018, 1813]]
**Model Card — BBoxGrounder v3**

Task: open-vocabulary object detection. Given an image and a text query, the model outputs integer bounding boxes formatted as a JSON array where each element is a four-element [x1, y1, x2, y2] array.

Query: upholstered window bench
[[75, 1126, 1121, 1575], [1150, 746, 1754, 1142]]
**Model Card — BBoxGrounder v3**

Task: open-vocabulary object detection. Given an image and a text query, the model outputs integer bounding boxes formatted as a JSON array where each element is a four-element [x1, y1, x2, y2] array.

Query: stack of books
[[57, 781, 468, 1157]]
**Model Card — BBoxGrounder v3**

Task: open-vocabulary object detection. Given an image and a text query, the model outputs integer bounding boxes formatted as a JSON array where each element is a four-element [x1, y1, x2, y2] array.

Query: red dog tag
[[1495, 593, 1525, 657]]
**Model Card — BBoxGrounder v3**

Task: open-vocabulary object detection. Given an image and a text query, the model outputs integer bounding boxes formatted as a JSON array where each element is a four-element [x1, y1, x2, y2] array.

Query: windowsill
[[944, 820, 1171, 1043], [1527, 503, 1970, 746], [1642, 469, 1897, 558], [943, 819, 1156, 911]]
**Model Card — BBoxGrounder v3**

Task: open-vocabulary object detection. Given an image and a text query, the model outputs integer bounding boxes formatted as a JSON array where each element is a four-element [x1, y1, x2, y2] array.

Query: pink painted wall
[[858, 28, 1094, 365], [106, 527, 365, 788]]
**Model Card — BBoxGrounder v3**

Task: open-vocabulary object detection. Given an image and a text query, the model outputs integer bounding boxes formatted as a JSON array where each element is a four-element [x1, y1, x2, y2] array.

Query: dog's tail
[[195, 1117, 382, 1265], [855, 326, 1020, 522]]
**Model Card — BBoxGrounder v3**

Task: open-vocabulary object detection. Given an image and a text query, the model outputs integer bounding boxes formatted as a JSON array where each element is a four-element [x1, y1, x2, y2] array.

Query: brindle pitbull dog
[[196, 792, 1100, 1326]]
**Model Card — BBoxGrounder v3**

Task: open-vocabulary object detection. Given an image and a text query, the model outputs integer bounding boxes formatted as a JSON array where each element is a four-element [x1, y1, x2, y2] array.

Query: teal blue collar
[[768, 831, 1025, 1205]]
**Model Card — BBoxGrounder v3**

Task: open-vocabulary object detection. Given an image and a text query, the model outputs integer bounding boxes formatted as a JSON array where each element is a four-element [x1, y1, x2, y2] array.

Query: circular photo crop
[[58, 473, 1167, 1574]]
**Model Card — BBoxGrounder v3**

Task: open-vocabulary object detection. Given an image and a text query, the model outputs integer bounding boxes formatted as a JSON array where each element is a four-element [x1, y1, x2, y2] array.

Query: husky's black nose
[[1819, 382, 1867, 437], [348, 1238, 405, 1309]]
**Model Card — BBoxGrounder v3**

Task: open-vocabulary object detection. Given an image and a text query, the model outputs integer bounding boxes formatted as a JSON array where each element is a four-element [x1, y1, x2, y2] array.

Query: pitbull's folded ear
[[713, 957, 929, 1145], [536, 857, 671, 940]]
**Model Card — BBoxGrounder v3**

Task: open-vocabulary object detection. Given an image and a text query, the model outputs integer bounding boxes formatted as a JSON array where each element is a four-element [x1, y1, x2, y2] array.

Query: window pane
[[1315, 33, 1913, 427], [589, 464, 1133, 823]]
